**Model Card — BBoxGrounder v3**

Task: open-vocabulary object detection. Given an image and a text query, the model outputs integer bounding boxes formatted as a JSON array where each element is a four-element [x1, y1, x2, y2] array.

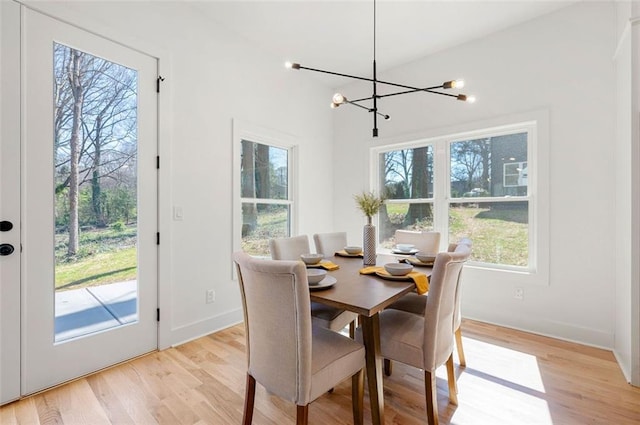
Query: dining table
[[309, 253, 432, 425]]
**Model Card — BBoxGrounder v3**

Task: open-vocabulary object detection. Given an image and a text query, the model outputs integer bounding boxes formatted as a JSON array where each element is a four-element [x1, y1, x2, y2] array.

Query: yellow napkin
[[319, 260, 339, 271], [359, 266, 429, 295]]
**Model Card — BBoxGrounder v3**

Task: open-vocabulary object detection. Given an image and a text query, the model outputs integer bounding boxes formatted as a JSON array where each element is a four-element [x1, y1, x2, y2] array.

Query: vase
[[363, 220, 377, 266]]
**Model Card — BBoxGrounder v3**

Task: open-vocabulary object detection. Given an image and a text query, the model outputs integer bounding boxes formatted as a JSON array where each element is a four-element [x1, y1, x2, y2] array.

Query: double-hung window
[[374, 121, 538, 272], [233, 122, 295, 257]]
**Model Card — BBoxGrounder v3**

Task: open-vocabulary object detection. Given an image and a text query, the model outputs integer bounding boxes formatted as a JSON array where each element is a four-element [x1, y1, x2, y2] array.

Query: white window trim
[[232, 119, 298, 267], [370, 110, 549, 285]]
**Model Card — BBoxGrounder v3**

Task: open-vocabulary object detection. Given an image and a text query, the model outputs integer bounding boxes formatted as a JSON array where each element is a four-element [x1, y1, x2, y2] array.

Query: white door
[[21, 8, 158, 394]]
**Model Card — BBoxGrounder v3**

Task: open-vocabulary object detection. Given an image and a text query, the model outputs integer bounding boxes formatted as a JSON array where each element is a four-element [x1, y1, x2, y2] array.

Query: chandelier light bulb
[[332, 93, 346, 104], [330, 102, 340, 109], [384, 115, 391, 121], [454, 79, 465, 89], [466, 95, 476, 103], [285, 61, 300, 70]]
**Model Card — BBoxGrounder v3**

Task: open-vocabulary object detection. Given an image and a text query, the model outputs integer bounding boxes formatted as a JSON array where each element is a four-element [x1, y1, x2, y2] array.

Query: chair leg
[[383, 358, 392, 376], [296, 405, 309, 425], [242, 373, 256, 425], [349, 320, 355, 339], [424, 370, 439, 425], [352, 368, 364, 425], [455, 326, 466, 367], [445, 354, 459, 405]]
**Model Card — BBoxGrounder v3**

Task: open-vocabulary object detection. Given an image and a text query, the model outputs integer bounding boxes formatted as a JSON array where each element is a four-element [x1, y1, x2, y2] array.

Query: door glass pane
[[53, 43, 138, 342], [450, 133, 528, 198]]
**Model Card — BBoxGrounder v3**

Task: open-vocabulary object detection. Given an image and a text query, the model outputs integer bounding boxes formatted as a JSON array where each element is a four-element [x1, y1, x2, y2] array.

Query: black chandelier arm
[[296, 64, 452, 94], [377, 88, 461, 100], [344, 99, 371, 111], [296, 65, 378, 84]]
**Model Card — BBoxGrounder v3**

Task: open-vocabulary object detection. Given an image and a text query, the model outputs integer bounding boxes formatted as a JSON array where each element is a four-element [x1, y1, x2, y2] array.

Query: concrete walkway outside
[[55, 280, 138, 342]]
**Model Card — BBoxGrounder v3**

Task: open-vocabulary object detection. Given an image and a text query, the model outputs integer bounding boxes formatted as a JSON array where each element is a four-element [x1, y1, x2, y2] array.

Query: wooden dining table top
[[309, 254, 432, 317]]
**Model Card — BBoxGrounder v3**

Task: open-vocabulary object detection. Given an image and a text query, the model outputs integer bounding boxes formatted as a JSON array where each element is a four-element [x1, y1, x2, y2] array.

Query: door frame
[[0, 0, 22, 405]]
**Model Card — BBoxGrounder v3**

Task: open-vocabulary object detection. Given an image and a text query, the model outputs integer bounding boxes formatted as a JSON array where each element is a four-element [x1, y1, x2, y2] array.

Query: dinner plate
[[308, 275, 337, 290], [405, 257, 434, 267], [374, 271, 413, 281], [391, 248, 419, 255]]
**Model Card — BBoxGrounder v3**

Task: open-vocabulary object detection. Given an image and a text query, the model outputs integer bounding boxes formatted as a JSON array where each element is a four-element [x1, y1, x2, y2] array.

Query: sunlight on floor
[[446, 336, 553, 425]]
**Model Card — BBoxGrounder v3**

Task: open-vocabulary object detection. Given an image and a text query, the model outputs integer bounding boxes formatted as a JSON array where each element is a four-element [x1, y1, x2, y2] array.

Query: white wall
[[17, 1, 335, 347], [333, 1, 618, 348]]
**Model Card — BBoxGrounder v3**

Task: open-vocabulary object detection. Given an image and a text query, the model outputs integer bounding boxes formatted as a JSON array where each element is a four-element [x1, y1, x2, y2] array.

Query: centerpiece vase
[[363, 217, 377, 266]]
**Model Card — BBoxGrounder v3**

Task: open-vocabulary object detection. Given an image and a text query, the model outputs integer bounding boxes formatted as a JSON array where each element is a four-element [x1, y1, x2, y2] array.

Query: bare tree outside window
[[53, 43, 138, 292]]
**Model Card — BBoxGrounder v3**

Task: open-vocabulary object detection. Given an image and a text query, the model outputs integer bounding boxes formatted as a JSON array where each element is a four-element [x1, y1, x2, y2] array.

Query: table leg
[[360, 314, 385, 425]]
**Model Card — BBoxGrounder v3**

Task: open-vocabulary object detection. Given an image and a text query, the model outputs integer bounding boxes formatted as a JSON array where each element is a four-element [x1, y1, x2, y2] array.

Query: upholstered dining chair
[[269, 235, 358, 337], [233, 252, 365, 425], [394, 230, 441, 253], [313, 231, 348, 257], [360, 244, 471, 425], [386, 239, 472, 369]]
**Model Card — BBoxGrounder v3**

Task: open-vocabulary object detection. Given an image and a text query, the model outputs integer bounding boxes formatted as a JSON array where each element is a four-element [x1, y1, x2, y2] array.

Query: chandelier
[[285, 0, 475, 137]]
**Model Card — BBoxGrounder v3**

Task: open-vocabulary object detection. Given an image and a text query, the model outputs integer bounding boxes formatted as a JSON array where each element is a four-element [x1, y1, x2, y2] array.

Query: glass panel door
[[22, 8, 158, 395]]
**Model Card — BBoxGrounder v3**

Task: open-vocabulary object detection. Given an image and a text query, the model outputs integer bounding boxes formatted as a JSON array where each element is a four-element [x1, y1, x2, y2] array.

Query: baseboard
[[166, 308, 244, 348], [462, 310, 614, 350]]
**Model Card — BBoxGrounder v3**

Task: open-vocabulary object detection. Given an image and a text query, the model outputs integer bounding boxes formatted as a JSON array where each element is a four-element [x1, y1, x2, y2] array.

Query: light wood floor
[[2, 319, 639, 424]]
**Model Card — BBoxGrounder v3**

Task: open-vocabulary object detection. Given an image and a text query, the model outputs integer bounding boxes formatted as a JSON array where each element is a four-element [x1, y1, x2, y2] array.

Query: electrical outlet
[[206, 289, 215, 304], [514, 287, 524, 301]]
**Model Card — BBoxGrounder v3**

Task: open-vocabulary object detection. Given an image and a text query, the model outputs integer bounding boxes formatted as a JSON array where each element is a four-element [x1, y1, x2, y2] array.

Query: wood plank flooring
[[2, 319, 639, 424]]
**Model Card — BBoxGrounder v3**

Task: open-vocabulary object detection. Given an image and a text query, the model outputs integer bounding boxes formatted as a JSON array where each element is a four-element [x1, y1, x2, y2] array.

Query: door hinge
[[157, 308, 160, 322], [156, 75, 165, 93], [156, 155, 160, 169], [156, 232, 160, 245]]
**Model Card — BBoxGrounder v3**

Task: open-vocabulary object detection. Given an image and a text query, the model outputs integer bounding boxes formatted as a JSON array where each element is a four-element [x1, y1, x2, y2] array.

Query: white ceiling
[[190, 0, 577, 88]]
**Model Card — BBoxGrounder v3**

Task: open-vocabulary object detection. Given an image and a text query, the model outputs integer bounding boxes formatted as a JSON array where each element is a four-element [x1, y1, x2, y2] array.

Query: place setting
[[300, 253, 340, 270], [359, 262, 429, 294], [404, 252, 436, 267], [335, 245, 364, 258], [306, 269, 336, 290]]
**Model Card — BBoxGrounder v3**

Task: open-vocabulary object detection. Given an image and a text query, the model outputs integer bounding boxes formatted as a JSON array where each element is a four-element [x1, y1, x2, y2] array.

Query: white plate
[[391, 248, 419, 255], [309, 275, 337, 290], [374, 271, 413, 281]]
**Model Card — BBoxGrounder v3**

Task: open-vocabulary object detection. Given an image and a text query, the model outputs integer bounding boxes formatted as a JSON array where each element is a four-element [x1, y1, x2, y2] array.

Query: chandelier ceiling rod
[[285, 0, 475, 138]]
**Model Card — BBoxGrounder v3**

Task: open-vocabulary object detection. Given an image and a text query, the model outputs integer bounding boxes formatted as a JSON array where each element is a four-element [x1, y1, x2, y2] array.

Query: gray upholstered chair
[[394, 230, 441, 253], [386, 239, 472, 369], [361, 244, 471, 425], [270, 235, 358, 337], [313, 231, 348, 256], [233, 252, 365, 425]]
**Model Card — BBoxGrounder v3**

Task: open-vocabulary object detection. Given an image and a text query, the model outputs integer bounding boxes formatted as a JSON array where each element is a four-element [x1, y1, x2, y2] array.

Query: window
[[233, 121, 296, 257], [375, 123, 537, 271]]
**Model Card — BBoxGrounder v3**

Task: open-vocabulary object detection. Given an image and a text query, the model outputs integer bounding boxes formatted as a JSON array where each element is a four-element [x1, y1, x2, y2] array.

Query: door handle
[[0, 244, 15, 256], [0, 221, 13, 231]]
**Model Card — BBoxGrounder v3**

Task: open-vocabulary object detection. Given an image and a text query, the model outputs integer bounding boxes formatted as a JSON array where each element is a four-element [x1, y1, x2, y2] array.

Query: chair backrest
[[313, 232, 348, 256], [395, 230, 441, 253], [449, 240, 472, 330], [269, 235, 311, 260], [422, 244, 471, 370], [233, 252, 313, 404]]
